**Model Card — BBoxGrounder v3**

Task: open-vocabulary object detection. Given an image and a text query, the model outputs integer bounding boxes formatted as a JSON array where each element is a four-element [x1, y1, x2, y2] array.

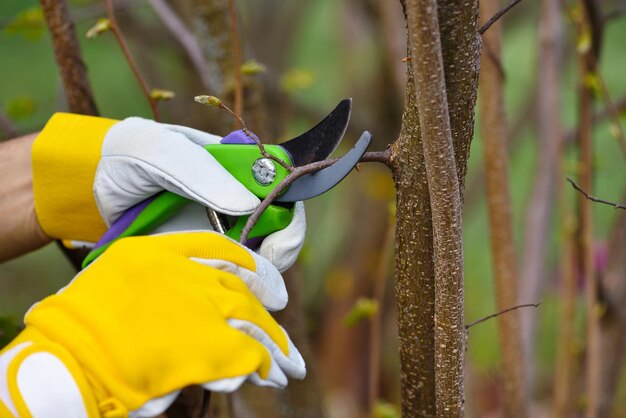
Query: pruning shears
[[82, 99, 371, 268]]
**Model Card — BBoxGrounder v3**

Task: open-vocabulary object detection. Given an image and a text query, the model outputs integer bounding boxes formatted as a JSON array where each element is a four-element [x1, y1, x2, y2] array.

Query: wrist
[[0, 133, 51, 262]]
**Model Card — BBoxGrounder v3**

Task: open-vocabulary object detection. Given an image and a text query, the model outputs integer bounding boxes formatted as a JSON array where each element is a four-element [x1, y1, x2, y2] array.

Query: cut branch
[[567, 178, 626, 210]]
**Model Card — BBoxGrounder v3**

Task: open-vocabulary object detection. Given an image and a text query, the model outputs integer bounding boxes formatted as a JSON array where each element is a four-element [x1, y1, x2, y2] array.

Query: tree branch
[[228, 0, 243, 118], [146, 0, 215, 92], [40, 0, 99, 115], [103, 0, 161, 120], [567, 178, 626, 210], [465, 302, 542, 330], [478, 0, 525, 35]]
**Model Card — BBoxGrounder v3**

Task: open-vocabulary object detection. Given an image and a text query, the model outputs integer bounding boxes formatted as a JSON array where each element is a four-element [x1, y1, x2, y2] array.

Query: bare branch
[[40, 0, 99, 115], [465, 302, 542, 330], [228, 0, 243, 117], [567, 178, 626, 210], [103, 0, 161, 120], [239, 158, 337, 243], [146, 0, 214, 92], [478, 0, 525, 35]]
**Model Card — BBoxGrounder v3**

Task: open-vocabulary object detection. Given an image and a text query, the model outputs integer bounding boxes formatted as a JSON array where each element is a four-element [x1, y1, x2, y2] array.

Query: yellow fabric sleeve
[[32, 113, 118, 242]]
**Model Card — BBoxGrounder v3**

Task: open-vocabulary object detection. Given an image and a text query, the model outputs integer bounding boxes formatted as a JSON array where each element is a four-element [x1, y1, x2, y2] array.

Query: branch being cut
[[239, 149, 391, 243]]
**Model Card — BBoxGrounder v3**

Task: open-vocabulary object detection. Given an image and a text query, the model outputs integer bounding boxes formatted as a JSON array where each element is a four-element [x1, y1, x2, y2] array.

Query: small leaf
[[241, 59, 266, 76], [4, 7, 45, 41], [150, 89, 175, 101], [6, 96, 37, 120], [280, 69, 315, 93], [86, 18, 111, 39], [373, 401, 400, 418], [195, 95, 223, 107], [343, 297, 378, 327]]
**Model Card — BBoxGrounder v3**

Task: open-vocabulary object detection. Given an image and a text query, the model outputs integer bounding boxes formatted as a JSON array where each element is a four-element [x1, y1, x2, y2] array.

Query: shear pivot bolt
[[252, 158, 276, 186]]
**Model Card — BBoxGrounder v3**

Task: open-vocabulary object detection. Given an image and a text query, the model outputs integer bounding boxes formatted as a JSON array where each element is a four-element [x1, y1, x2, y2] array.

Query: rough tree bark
[[478, 0, 527, 415], [390, 0, 479, 415], [597, 207, 626, 417], [40, 0, 99, 116]]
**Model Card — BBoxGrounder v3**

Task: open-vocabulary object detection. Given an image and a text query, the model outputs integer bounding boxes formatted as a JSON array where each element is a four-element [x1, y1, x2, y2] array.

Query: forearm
[[0, 133, 51, 261]]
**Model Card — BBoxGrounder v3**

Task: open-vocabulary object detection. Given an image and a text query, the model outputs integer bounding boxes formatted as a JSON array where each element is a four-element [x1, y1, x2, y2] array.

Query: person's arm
[[0, 134, 51, 261]]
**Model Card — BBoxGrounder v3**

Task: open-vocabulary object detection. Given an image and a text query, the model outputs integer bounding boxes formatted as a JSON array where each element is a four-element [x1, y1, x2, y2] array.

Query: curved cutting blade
[[275, 131, 371, 202], [279, 99, 352, 167]]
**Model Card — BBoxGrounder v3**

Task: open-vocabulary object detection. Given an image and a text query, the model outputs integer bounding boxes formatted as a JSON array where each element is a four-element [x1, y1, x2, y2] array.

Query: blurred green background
[[1, 0, 626, 416]]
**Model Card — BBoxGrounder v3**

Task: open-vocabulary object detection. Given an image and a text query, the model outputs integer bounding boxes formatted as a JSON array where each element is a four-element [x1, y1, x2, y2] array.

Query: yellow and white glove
[[0, 232, 305, 418], [32, 113, 306, 272]]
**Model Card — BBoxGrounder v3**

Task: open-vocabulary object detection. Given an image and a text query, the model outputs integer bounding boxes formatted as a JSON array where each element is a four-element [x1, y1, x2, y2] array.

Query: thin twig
[[240, 158, 337, 243], [478, 0, 525, 35], [567, 178, 626, 210], [228, 0, 243, 118], [217, 101, 293, 172], [239, 149, 392, 243], [465, 302, 542, 330], [103, 0, 160, 120]]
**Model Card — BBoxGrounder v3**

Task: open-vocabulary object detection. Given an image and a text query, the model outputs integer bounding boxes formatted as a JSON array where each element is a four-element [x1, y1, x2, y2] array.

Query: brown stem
[[465, 302, 542, 329], [567, 178, 626, 210], [103, 0, 160, 120], [215, 101, 293, 172], [592, 66, 626, 159], [228, 0, 243, 118], [575, 3, 600, 414], [40, 0, 99, 115], [479, 0, 528, 414], [519, 0, 563, 390], [478, 0, 526, 35], [239, 158, 337, 243], [146, 0, 214, 92]]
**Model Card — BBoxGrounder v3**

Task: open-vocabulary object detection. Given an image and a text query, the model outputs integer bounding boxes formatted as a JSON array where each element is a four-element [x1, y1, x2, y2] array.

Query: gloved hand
[[32, 114, 305, 271], [0, 232, 305, 418]]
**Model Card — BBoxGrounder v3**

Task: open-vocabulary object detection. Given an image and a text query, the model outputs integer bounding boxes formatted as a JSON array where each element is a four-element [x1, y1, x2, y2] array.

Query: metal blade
[[279, 99, 352, 167], [275, 131, 371, 202]]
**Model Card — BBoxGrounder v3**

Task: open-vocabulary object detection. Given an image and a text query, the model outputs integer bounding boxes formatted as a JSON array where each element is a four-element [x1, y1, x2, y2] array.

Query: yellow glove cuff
[[32, 113, 117, 242], [1, 328, 105, 418]]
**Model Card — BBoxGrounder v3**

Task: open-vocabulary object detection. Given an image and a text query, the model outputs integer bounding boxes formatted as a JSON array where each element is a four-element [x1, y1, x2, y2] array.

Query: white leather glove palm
[[94, 117, 306, 272]]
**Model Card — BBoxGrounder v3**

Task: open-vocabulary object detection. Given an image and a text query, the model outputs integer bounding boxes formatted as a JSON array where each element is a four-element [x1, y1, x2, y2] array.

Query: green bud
[[241, 59, 267, 75], [150, 89, 175, 101], [194, 95, 222, 107], [86, 18, 111, 39]]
